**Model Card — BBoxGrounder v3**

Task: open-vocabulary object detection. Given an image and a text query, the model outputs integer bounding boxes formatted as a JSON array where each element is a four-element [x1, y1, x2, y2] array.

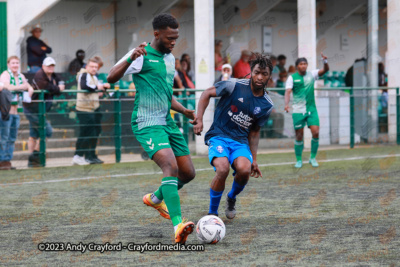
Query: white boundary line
[[1, 154, 399, 187]]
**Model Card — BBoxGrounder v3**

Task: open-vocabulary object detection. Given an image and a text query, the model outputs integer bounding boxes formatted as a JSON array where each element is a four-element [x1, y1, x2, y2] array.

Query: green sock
[[177, 179, 187, 190], [311, 138, 319, 159], [154, 187, 163, 201], [161, 177, 182, 227], [294, 140, 304, 161]]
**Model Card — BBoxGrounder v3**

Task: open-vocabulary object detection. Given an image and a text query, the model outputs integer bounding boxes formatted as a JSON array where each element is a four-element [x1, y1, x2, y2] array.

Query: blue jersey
[[205, 79, 274, 145]]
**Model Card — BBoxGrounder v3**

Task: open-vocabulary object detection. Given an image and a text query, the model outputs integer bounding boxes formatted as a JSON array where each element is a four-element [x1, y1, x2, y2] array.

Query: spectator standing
[[27, 24, 52, 74], [72, 58, 108, 165], [277, 54, 287, 73], [233, 50, 251, 78], [179, 59, 195, 89], [215, 63, 232, 83], [173, 58, 184, 90], [0, 56, 33, 170], [24, 57, 64, 167], [378, 63, 387, 86], [215, 40, 227, 78], [181, 53, 195, 82], [270, 55, 280, 86], [68, 50, 86, 75]]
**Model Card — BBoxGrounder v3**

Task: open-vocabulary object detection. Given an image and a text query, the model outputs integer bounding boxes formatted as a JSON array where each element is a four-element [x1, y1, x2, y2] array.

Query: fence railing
[[20, 86, 399, 167]]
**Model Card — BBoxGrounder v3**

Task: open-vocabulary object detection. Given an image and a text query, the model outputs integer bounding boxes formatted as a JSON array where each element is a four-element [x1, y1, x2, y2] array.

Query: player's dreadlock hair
[[250, 53, 273, 74], [152, 13, 179, 30]]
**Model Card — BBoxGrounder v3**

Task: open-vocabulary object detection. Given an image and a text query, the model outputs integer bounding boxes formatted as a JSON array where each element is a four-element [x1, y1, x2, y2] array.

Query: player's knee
[[236, 165, 251, 178], [181, 167, 196, 182], [312, 131, 319, 138], [215, 164, 230, 179], [162, 161, 179, 177]]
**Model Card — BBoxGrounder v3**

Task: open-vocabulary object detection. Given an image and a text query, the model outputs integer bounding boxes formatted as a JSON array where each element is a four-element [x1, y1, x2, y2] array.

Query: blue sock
[[227, 180, 246, 199], [209, 188, 224, 215]]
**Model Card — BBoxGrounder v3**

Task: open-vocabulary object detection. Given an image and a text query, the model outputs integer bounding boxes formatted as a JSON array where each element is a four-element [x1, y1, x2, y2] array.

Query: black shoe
[[92, 157, 104, 164], [208, 213, 218, 217], [85, 158, 98, 164], [28, 151, 41, 167], [225, 196, 237, 219]]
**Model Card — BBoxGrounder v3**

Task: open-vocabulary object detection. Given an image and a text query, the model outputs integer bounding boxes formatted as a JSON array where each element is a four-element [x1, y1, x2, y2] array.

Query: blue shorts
[[207, 136, 253, 175]]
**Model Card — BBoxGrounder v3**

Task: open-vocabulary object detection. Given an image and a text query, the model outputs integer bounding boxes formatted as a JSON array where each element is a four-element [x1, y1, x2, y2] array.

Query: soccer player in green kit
[[107, 14, 196, 244], [284, 53, 329, 168]]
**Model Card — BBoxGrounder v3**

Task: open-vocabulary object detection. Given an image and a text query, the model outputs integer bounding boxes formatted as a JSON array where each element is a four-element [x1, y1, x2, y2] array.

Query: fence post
[[39, 91, 46, 166], [350, 87, 354, 149], [182, 88, 189, 144], [397, 87, 400, 145], [114, 90, 121, 163]]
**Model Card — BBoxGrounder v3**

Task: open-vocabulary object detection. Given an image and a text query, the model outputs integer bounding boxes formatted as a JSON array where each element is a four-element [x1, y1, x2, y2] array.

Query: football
[[196, 215, 226, 244]]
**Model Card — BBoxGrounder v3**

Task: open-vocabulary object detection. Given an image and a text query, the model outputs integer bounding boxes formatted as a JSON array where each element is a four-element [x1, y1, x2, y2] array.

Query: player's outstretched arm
[[171, 96, 196, 122], [107, 42, 147, 83], [248, 125, 262, 178], [318, 52, 330, 77], [193, 86, 217, 136]]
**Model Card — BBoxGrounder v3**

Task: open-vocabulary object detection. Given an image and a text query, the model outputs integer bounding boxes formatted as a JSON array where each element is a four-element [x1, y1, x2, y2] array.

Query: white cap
[[30, 23, 42, 33], [222, 63, 232, 70], [43, 57, 56, 66]]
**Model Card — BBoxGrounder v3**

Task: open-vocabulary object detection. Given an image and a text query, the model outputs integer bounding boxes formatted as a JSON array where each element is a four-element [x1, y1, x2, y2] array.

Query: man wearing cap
[[215, 63, 232, 84], [233, 50, 251, 78], [284, 53, 329, 168], [27, 24, 52, 73], [23, 57, 64, 167]]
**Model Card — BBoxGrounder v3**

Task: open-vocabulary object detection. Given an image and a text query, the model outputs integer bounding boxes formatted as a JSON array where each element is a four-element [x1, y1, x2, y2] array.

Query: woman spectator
[[0, 56, 33, 170], [215, 40, 227, 76], [178, 59, 195, 89]]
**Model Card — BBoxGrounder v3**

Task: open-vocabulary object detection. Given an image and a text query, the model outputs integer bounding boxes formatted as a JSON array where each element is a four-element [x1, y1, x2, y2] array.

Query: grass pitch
[[0, 146, 399, 266]]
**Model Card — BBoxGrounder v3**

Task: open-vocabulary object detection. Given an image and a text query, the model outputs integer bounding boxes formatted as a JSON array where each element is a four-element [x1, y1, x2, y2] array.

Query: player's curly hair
[[250, 53, 273, 74], [152, 13, 179, 30]]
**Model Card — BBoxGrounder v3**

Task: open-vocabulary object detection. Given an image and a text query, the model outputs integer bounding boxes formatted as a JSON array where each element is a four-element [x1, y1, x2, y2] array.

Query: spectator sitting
[[24, 57, 65, 167], [68, 49, 86, 75], [233, 50, 251, 78], [72, 58, 108, 165], [0, 56, 33, 170], [215, 63, 232, 83], [27, 24, 52, 74], [277, 54, 287, 73], [276, 71, 288, 96]]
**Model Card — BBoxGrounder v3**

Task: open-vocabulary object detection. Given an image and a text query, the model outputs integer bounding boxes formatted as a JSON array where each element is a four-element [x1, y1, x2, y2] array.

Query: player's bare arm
[[107, 42, 147, 83], [171, 96, 196, 122], [318, 52, 330, 77], [284, 88, 292, 113], [248, 125, 262, 178], [193, 86, 217, 135]]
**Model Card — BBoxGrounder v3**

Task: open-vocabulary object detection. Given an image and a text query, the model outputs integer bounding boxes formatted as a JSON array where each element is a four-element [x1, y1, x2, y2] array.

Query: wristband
[[322, 58, 328, 64], [127, 56, 133, 64]]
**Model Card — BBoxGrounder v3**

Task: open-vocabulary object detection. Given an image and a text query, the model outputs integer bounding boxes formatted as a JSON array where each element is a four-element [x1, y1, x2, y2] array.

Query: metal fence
[[18, 87, 400, 167]]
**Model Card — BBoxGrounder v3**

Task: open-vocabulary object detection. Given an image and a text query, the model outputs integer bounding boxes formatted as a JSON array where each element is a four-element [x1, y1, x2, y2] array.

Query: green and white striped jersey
[[116, 43, 175, 130], [285, 70, 319, 113]]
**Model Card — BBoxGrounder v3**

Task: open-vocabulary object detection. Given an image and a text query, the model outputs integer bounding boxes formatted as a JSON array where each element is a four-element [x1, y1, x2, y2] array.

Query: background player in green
[[107, 14, 196, 244], [284, 53, 329, 168]]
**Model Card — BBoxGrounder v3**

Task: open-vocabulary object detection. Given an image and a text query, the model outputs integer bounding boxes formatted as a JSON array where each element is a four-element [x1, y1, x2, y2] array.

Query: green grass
[[0, 146, 399, 266]]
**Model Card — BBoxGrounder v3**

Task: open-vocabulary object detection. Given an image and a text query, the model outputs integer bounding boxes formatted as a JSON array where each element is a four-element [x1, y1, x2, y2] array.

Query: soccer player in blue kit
[[193, 53, 274, 219]]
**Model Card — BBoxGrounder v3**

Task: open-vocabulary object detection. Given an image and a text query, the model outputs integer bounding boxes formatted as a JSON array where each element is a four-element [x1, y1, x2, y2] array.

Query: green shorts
[[132, 122, 190, 159], [292, 110, 319, 130]]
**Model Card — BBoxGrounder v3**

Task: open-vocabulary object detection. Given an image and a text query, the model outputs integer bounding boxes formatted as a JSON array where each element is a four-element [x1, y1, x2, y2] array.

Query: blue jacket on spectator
[[27, 36, 52, 68]]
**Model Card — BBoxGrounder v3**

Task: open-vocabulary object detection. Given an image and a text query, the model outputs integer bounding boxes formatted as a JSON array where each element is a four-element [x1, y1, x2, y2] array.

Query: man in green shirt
[[284, 53, 329, 168], [107, 14, 196, 244]]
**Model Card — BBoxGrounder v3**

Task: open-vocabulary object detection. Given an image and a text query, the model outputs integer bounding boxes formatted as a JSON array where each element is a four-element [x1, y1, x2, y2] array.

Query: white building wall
[[20, 1, 116, 72]]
